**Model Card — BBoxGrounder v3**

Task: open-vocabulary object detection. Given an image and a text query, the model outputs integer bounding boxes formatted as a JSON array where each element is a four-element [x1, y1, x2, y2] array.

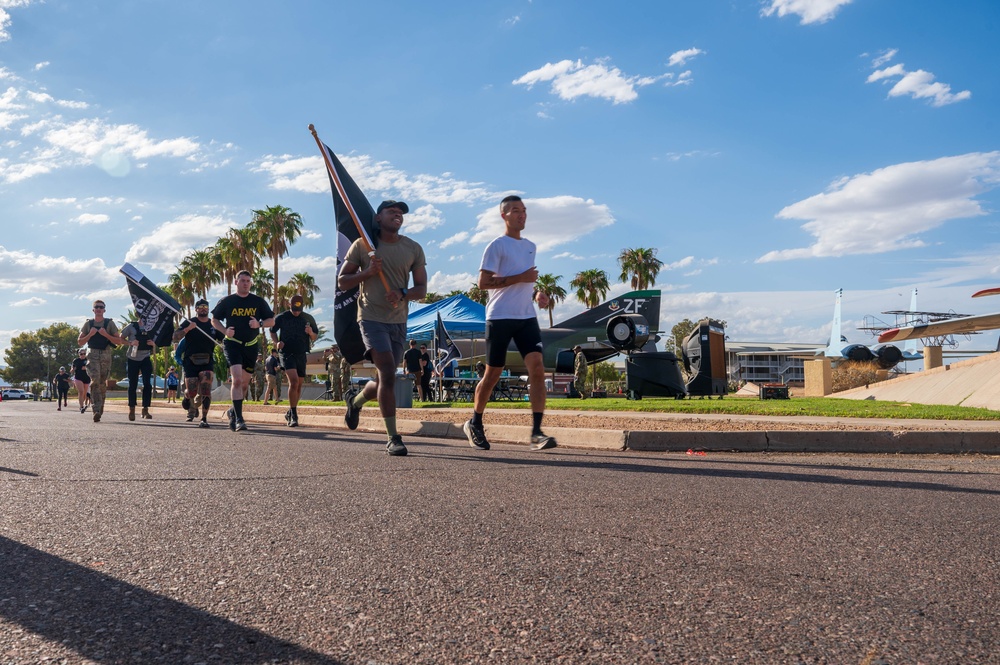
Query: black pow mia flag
[[120, 262, 180, 347]]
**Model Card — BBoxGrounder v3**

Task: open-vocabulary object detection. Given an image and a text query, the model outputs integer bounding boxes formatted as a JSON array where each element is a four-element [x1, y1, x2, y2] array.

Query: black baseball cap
[[377, 200, 409, 214], [195, 298, 209, 308]]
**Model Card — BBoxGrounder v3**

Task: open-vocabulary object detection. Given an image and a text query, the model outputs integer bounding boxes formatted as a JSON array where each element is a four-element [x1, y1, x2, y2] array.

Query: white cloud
[[124, 214, 240, 272], [758, 152, 1000, 262], [468, 196, 615, 251], [0, 244, 119, 295], [760, 0, 853, 25], [71, 213, 109, 225], [0, 1, 37, 42], [867, 56, 971, 107], [427, 271, 478, 294], [10, 296, 45, 307], [33, 60, 48, 71], [513, 58, 672, 105], [254, 153, 497, 206], [667, 48, 704, 67], [402, 204, 445, 234], [439, 231, 469, 249]]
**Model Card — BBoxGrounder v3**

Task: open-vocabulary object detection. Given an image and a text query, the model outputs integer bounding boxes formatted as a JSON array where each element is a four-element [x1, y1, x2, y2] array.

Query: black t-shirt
[[179, 317, 224, 356], [272, 310, 317, 354], [403, 347, 423, 373], [211, 293, 274, 343], [72, 357, 89, 379], [265, 355, 280, 375], [53, 373, 71, 390]]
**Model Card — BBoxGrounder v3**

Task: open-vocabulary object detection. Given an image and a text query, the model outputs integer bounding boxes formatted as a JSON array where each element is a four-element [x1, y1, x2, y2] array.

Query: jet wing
[[972, 287, 1000, 298], [878, 312, 1000, 343]]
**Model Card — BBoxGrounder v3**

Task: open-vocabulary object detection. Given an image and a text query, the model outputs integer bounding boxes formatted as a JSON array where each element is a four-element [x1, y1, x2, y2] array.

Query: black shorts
[[224, 339, 259, 371], [485, 318, 543, 367], [183, 359, 215, 379], [279, 350, 307, 376]]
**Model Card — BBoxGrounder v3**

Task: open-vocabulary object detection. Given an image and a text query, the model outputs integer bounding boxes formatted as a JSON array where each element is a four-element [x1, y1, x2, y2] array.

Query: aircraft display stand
[[624, 351, 686, 400]]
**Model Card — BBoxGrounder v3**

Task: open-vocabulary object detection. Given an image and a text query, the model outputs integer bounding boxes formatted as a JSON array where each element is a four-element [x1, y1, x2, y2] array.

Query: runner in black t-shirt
[[270, 293, 318, 427], [174, 298, 225, 427], [211, 270, 275, 432]]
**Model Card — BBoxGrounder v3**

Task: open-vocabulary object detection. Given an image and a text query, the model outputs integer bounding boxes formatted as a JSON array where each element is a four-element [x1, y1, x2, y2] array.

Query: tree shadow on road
[[0, 536, 343, 664]]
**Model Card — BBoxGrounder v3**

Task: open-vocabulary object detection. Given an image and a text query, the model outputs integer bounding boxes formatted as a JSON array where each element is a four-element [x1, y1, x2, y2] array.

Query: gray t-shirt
[[121, 322, 154, 361]]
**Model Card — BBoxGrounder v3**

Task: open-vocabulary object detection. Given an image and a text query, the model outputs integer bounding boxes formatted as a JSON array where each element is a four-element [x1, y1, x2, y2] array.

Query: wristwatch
[[400, 287, 408, 301]]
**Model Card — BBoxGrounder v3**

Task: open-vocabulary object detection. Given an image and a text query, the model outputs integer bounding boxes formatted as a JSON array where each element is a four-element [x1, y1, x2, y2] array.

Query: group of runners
[[60, 194, 557, 456]]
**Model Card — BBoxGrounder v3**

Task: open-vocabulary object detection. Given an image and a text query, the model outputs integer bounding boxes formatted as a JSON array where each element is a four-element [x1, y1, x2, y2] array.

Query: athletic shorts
[[223, 339, 259, 371], [74, 373, 91, 384], [183, 359, 215, 380], [279, 350, 307, 376], [359, 320, 407, 366], [485, 318, 543, 367]]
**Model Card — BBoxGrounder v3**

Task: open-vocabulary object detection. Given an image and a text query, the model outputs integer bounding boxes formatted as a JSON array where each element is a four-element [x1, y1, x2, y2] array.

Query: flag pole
[[308, 124, 395, 301]]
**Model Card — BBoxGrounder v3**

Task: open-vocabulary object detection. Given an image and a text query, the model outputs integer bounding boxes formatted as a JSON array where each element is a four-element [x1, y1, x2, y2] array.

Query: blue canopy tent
[[406, 294, 485, 341]]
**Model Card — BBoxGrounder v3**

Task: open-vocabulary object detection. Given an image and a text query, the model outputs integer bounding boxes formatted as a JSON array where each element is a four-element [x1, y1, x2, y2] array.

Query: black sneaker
[[463, 419, 490, 450], [289, 413, 299, 427], [234, 418, 247, 432], [344, 388, 361, 430], [198, 420, 210, 428], [530, 433, 557, 451], [386, 435, 407, 456], [227, 408, 236, 432], [284, 408, 292, 424]]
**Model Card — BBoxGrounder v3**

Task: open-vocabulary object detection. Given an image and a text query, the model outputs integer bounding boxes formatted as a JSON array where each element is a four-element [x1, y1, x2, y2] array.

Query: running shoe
[[198, 420, 210, 428], [386, 435, 407, 456], [463, 419, 490, 450], [234, 418, 247, 432], [227, 407, 236, 432], [289, 413, 299, 428], [284, 408, 292, 424], [530, 433, 557, 451], [344, 387, 361, 430]]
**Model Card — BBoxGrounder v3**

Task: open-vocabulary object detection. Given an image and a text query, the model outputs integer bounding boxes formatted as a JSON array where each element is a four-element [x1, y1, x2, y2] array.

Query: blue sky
[[2, 0, 999, 360]]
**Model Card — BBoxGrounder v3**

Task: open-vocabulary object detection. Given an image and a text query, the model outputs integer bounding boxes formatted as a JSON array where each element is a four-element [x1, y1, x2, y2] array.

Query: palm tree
[[166, 271, 195, 317], [216, 227, 260, 294], [422, 292, 445, 303], [617, 247, 663, 291], [286, 271, 321, 308], [179, 248, 219, 301], [251, 205, 304, 310], [570, 269, 610, 309], [251, 268, 274, 302], [535, 273, 567, 327], [467, 284, 489, 305]]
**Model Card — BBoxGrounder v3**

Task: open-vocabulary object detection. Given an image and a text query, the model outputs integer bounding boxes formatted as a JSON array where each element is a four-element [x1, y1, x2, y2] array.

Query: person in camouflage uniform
[[339, 354, 352, 400], [250, 351, 266, 401], [573, 345, 588, 399], [326, 346, 344, 401]]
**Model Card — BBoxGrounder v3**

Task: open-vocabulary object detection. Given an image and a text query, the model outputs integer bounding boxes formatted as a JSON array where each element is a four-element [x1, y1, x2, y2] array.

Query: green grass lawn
[[287, 395, 1000, 421]]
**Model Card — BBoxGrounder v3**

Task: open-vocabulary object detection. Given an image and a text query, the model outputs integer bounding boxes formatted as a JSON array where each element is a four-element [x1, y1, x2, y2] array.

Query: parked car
[[2, 388, 32, 400]]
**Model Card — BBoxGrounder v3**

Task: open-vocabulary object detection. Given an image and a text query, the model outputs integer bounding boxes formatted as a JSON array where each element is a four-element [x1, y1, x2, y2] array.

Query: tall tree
[[251, 205, 304, 310], [286, 271, 321, 308], [466, 284, 489, 306], [618, 247, 663, 291], [534, 273, 567, 327], [251, 268, 274, 302], [570, 269, 610, 309], [179, 248, 218, 300], [165, 271, 195, 318]]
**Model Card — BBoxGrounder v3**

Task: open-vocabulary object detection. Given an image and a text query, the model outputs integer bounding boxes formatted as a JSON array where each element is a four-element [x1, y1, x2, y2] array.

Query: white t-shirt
[[480, 235, 537, 320]]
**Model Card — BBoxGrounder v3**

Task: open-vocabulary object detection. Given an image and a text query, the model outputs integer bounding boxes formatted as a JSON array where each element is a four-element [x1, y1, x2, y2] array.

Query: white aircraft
[[879, 287, 1000, 343], [820, 289, 918, 369]]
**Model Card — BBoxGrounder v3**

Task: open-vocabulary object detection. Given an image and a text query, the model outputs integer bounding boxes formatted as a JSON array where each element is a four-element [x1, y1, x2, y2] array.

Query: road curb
[[103, 403, 999, 454]]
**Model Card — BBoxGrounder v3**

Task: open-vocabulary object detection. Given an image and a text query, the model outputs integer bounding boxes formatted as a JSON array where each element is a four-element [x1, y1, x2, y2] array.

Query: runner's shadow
[[414, 450, 1000, 496], [0, 466, 39, 477], [0, 536, 343, 664]]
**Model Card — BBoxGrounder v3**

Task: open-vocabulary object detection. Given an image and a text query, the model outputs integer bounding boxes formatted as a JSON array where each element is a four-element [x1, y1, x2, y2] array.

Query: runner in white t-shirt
[[463, 195, 557, 452]]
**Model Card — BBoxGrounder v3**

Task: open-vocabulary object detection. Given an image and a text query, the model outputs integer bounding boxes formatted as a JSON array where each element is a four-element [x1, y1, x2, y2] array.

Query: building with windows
[[724, 342, 825, 387]]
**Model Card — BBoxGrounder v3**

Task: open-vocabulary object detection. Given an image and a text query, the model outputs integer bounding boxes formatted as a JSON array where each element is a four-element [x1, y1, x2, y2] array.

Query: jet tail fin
[[824, 288, 844, 357], [555, 289, 662, 333]]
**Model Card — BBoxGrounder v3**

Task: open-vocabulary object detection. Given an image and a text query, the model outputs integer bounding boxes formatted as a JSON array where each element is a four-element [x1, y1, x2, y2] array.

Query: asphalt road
[[2, 401, 998, 664]]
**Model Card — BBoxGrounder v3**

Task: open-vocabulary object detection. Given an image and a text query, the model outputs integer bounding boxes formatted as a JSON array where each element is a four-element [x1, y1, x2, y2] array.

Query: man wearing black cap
[[338, 200, 427, 456], [271, 293, 318, 427], [173, 298, 224, 427]]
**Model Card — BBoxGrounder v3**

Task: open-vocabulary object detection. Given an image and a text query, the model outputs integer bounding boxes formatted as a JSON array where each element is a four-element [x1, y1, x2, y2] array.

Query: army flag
[[120, 262, 180, 347], [310, 126, 377, 365]]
